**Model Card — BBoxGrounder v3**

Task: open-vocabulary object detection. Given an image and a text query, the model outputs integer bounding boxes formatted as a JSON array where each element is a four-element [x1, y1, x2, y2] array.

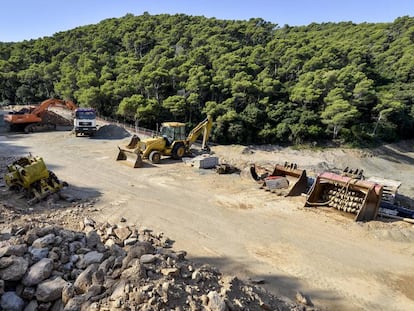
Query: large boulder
[[0, 256, 29, 281], [23, 258, 54, 286], [36, 277, 68, 302], [1, 291, 25, 311]]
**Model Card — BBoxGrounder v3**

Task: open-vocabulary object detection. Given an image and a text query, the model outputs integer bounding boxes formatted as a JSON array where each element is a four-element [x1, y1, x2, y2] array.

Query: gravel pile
[[0, 216, 312, 311], [94, 125, 131, 139], [38, 111, 73, 126]]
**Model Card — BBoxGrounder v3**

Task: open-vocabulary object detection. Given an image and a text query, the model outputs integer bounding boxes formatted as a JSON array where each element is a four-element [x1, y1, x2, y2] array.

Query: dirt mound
[[38, 110, 72, 126], [94, 124, 131, 139]]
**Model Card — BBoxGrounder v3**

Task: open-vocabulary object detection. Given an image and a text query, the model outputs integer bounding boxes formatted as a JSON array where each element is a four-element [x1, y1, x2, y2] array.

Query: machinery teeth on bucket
[[305, 172, 383, 221], [249, 162, 308, 196]]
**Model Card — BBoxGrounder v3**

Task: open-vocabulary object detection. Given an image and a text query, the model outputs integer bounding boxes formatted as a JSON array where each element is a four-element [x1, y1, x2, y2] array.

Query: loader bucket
[[125, 135, 140, 149], [116, 147, 143, 168], [250, 162, 308, 196], [270, 163, 308, 196], [305, 172, 383, 221]]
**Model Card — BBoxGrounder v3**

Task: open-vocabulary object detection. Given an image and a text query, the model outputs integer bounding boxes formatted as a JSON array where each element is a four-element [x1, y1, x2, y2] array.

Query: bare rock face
[[0, 219, 311, 311]]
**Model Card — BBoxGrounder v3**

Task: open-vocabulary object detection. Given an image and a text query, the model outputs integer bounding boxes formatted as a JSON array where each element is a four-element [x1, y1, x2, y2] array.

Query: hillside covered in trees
[[1, 13, 414, 145]]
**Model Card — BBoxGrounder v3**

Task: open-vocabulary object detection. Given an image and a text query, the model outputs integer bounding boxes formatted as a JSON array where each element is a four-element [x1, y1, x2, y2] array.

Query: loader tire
[[172, 143, 186, 160], [149, 151, 161, 164]]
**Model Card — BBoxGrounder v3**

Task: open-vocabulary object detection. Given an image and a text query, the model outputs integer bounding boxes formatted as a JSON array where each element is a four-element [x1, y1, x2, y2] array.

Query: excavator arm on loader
[[185, 115, 213, 150]]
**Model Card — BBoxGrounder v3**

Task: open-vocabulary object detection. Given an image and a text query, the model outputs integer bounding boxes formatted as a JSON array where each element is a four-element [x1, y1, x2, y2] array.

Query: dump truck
[[116, 116, 213, 168], [250, 162, 308, 196], [4, 155, 65, 205], [4, 98, 77, 133], [305, 172, 383, 221], [73, 107, 97, 136]]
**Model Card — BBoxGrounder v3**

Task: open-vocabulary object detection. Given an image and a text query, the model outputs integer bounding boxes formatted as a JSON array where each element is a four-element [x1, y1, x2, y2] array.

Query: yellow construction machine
[[4, 155, 65, 205], [116, 116, 213, 168]]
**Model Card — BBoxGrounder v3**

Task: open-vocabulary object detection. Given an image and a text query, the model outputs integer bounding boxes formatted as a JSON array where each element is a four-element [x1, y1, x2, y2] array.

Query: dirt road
[[1, 128, 414, 311]]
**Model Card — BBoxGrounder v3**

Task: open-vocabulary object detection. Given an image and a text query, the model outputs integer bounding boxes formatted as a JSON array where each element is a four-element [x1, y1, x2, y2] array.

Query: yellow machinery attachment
[[305, 172, 383, 221], [116, 116, 212, 168], [250, 162, 308, 196], [116, 135, 144, 168], [4, 155, 65, 205]]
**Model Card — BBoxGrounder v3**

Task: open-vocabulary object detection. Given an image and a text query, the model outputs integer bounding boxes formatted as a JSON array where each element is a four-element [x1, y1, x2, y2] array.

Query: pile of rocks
[[0, 217, 311, 311], [38, 111, 73, 126], [94, 125, 130, 139]]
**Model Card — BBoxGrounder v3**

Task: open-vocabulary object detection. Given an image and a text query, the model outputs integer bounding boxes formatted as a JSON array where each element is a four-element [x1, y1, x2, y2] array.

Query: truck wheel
[[172, 143, 186, 160], [149, 151, 161, 164]]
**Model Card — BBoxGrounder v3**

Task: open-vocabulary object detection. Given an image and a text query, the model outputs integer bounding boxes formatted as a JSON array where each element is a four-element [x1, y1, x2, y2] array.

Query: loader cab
[[160, 122, 186, 145]]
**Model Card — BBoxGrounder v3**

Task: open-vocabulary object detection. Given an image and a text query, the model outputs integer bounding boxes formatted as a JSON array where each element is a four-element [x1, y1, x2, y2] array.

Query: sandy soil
[[1, 118, 414, 311]]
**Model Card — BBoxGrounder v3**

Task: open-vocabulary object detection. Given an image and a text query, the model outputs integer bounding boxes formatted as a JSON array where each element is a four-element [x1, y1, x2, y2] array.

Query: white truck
[[73, 108, 97, 136]]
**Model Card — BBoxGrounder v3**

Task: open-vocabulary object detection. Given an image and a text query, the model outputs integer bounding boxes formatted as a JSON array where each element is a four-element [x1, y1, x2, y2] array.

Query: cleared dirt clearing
[[1, 128, 414, 311]]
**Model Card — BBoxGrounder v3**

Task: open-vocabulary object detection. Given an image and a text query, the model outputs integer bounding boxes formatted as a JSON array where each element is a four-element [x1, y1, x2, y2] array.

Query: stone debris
[[94, 124, 131, 139], [0, 217, 313, 311], [296, 291, 313, 306], [38, 110, 73, 127], [0, 154, 314, 311]]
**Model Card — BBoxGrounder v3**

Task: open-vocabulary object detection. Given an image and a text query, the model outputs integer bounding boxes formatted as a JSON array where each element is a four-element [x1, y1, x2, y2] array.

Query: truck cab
[[74, 108, 97, 136]]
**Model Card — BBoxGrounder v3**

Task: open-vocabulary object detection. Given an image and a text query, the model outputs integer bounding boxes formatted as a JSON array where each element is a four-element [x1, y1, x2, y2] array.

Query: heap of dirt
[[94, 124, 131, 139], [38, 111, 72, 126]]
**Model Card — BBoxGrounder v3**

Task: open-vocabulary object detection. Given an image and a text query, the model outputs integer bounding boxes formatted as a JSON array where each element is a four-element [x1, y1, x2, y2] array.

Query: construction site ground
[[1, 114, 414, 311]]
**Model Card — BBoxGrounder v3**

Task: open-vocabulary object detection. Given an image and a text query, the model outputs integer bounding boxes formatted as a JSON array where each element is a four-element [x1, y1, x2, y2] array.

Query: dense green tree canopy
[[1, 13, 413, 145]]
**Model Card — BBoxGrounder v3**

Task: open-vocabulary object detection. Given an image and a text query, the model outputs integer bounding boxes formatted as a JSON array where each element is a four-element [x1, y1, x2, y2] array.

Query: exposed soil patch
[[1, 115, 414, 310]]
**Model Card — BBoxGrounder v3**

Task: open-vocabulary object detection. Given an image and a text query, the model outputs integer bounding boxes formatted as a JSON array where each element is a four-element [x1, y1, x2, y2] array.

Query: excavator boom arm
[[185, 115, 213, 149], [32, 98, 77, 116]]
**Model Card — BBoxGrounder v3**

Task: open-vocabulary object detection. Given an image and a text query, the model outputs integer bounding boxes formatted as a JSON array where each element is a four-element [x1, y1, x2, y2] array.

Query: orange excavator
[[4, 98, 77, 133]]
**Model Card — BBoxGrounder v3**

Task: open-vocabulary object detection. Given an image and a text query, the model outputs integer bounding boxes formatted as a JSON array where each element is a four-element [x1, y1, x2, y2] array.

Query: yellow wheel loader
[[116, 116, 213, 168]]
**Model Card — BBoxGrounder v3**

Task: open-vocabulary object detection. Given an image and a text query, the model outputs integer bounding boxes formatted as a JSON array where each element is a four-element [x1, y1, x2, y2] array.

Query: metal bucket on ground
[[116, 135, 144, 168], [250, 162, 308, 196], [305, 172, 383, 221], [116, 147, 143, 168]]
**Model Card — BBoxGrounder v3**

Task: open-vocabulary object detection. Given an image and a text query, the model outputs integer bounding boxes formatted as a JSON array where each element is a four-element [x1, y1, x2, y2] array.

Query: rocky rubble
[[38, 111, 73, 127], [0, 216, 312, 311], [94, 125, 130, 139]]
